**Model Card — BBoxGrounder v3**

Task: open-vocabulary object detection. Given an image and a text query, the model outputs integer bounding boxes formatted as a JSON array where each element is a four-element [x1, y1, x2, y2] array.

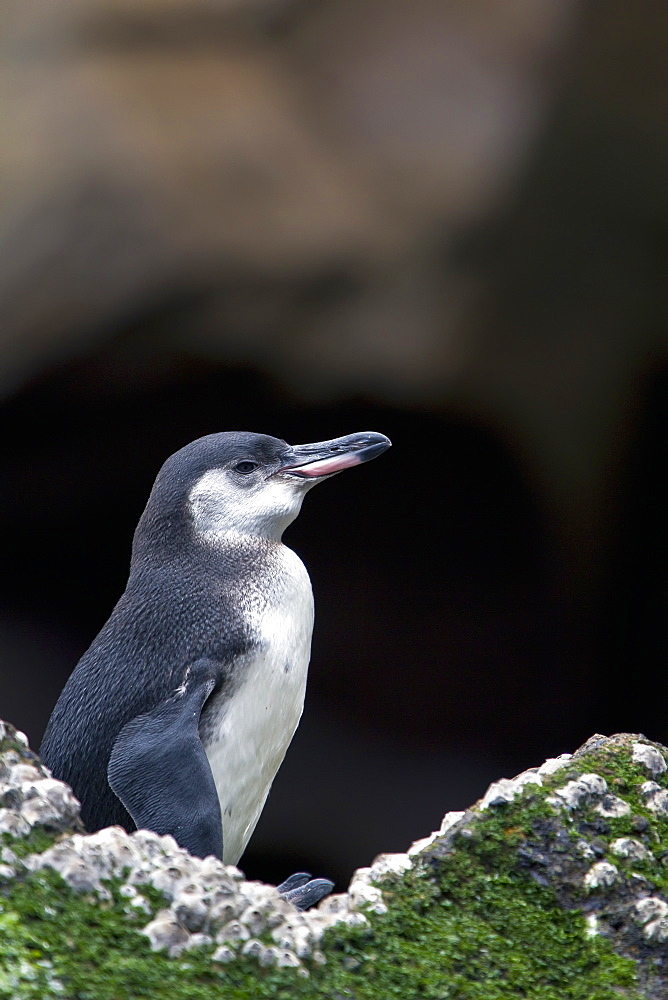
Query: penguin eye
[[232, 460, 259, 475]]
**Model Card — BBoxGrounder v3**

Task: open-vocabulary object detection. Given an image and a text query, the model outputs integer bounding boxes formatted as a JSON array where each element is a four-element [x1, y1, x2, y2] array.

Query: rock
[[584, 861, 619, 891], [633, 743, 667, 777], [547, 772, 608, 810], [2, 721, 668, 997], [211, 945, 235, 964], [645, 789, 668, 817], [0, 0, 574, 403], [537, 753, 573, 776], [479, 770, 543, 809], [610, 838, 652, 862], [595, 793, 632, 818], [416, 732, 668, 1000], [408, 809, 465, 855], [0, 721, 84, 842], [142, 911, 191, 957]]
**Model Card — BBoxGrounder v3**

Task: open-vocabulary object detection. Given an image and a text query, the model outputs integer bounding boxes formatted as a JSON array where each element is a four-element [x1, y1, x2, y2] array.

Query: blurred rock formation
[[1, 0, 571, 398], [2, 0, 668, 885]]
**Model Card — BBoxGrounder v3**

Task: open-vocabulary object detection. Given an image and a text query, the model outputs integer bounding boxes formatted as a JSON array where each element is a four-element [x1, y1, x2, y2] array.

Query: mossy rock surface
[[1, 721, 668, 999]]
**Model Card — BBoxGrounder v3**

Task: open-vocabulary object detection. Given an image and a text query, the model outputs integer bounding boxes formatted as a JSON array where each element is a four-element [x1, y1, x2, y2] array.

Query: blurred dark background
[[2, 0, 668, 890]]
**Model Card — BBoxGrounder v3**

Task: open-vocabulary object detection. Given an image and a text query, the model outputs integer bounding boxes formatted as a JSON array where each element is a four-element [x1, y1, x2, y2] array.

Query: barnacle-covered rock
[[3, 721, 668, 997], [0, 721, 83, 844]]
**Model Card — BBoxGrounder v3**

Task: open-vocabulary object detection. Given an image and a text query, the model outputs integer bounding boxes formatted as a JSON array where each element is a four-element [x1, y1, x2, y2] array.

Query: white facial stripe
[[188, 468, 311, 542]]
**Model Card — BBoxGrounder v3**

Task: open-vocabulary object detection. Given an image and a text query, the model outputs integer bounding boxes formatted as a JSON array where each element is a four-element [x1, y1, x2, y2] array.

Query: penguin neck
[[131, 506, 289, 569], [130, 474, 303, 565], [196, 526, 287, 548]]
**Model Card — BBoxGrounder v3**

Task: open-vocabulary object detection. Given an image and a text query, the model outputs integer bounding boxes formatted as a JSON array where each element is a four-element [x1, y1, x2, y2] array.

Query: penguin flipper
[[107, 658, 223, 860]]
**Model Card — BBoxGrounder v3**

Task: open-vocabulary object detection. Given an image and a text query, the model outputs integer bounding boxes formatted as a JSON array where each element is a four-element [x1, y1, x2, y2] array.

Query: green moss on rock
[[2, 724, 668, 999]]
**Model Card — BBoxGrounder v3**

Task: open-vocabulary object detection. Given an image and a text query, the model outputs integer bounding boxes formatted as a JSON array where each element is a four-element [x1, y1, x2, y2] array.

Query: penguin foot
[[277, 871, 334, 910]]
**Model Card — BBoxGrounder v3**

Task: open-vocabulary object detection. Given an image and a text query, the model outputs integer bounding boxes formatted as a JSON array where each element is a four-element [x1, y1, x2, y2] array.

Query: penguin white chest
[[202, 545, 314, 865]]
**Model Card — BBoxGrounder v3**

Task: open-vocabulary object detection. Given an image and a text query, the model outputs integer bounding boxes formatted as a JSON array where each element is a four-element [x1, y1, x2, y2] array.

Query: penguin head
[[142, 431, 391, 545]]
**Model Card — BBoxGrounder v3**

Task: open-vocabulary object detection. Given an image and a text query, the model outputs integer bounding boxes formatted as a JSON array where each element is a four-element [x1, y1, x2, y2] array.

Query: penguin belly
[[200, 545, 315, 865]]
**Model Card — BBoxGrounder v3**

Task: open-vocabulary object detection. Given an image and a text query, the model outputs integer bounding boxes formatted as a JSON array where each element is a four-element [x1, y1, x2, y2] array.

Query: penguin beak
[[278, 431, 391, 479]]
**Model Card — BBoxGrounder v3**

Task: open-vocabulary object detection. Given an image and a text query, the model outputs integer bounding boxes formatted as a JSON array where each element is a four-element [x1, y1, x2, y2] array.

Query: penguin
[[40, 430, 391, 909]]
